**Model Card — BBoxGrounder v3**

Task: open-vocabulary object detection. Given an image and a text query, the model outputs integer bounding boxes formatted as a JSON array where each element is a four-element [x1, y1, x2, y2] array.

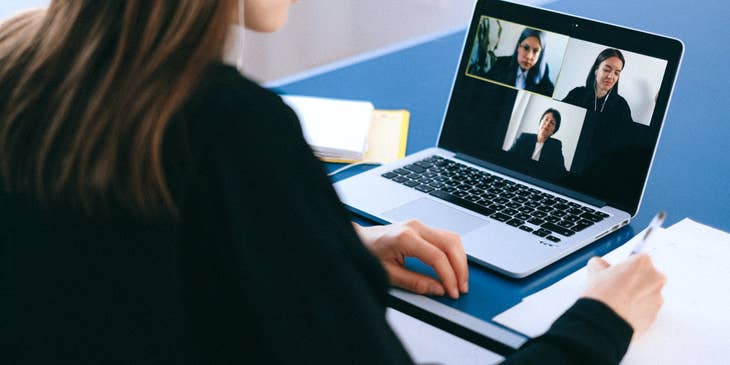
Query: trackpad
[[382, 198, 488, 235]]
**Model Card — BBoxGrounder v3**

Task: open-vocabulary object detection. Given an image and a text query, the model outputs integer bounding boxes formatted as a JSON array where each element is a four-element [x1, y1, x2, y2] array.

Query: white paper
[[282, 95, 373, 160], [494, 218, 730, 364], [386, 309, 504, 365]]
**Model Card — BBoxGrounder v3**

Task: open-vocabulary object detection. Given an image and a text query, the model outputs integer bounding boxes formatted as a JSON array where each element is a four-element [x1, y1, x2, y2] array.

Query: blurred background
[[1, 0, 543, 83]]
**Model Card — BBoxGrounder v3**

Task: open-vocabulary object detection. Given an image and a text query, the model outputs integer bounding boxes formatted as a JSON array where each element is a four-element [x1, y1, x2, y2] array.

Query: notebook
[[333, 0, 683, 278], [282, 95, 374, 161]]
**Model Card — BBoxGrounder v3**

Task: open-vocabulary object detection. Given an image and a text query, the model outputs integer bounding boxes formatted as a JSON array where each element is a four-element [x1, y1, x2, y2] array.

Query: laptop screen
[[438, 0, 682, 215]]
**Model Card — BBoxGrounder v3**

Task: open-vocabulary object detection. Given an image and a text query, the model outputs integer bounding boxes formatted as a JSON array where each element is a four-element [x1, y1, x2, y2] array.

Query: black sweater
[[0, 64, 631, 364]]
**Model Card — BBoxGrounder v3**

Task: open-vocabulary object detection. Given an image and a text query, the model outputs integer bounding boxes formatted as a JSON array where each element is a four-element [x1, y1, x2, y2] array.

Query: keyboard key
[[546, 235, 561, 243], [515, 213, 531, 221], [556, 220, 574, 229], [404, 164, 426, 173], [502, 208, 519, 216], [519, 225, 534, 233], [506, 219, 524, 227], [551, 210, 567, 218], [392, 176, 408, 183], [541, 222, 575, 237], [493, 197, 509, 205], [544, 216, 561, 223], [429, 190, 495, 218], [532, 228, 551, 237], [518, 206, 534, 214], [527, 218, 545, 225], [563, 214, 580, 222], [580, 212, 604, 222], [572, 221, 595, 232], [490, 212, 511, 222], [404, 180, 420, 187], [567, 207, 584, 215], [415, 185, 435, 193], [524, 201, 541, 209], [381, 172, 397, 179], [393, 168, 410, 175]]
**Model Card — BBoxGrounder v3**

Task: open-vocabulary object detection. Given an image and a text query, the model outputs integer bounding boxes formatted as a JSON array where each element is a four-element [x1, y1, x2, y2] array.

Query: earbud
[[236, 0, 245, 71]]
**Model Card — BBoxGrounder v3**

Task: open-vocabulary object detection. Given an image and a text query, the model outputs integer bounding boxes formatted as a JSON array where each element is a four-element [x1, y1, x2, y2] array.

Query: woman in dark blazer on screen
[[0, 1, 664, 364], [486, 28, 555, 97], [509, 108, 566, 171]]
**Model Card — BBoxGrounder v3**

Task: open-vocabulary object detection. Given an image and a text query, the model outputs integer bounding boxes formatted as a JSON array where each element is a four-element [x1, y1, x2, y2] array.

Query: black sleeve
[[181, 66, 415, 365], [502, 298, 633, 365], [562, 87, 586, 108]]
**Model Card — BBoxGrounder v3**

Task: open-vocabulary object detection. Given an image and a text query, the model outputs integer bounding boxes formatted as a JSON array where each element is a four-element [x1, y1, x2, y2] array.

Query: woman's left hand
[[353, 220, 468, 299]]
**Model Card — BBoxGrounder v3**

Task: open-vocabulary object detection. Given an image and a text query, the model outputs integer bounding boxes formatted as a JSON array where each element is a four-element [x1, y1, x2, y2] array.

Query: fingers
[[405, 220, 469, 294], [397, 226, 461, 299], [385, 263, 446, 296], [587, 256, 610, 273]]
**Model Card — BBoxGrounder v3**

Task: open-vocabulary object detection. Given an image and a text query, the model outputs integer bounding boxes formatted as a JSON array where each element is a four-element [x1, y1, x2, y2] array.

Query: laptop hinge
[[454, 153, 606, 208]]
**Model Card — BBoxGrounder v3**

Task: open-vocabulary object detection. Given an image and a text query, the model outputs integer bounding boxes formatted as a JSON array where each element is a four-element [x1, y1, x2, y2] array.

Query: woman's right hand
[[581, 253, 667, 335]]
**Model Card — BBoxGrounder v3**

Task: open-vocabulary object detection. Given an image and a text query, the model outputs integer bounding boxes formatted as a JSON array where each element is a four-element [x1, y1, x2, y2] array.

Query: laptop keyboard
[[381, 155, 609, 243]]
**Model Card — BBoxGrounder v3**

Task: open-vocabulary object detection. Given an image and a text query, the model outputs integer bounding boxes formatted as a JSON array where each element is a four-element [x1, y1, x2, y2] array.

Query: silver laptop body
[[334, 0, 683, 278]]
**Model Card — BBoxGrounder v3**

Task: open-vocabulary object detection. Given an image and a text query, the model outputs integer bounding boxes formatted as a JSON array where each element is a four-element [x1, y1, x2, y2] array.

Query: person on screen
[[509, 108, 566, 171], [562, 48, 633, 126], [486, 28, 555, 96], [0, 1, 664, 364], [562, 48, 653, 205]]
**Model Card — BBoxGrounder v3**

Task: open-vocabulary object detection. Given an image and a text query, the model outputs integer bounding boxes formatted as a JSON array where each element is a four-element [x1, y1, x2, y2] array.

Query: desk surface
[[277, 0, 730, 349]]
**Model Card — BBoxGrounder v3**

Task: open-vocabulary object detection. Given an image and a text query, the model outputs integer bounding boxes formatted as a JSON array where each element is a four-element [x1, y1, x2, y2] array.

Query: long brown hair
[[0, 1, 234, 219]]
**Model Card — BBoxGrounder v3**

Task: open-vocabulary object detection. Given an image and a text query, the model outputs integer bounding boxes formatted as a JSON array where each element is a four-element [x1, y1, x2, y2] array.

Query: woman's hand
[[353, 220, 468, 299], [581, 254, 667, 335]]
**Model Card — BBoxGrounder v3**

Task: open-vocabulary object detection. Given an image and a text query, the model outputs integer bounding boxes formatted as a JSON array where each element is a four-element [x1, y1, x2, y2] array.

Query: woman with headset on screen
[[563, 49, 651, 202], [0, 1, 664, 363]]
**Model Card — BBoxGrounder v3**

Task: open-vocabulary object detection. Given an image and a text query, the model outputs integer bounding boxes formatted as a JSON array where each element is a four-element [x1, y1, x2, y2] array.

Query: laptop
[[333, 0, 683, 278]]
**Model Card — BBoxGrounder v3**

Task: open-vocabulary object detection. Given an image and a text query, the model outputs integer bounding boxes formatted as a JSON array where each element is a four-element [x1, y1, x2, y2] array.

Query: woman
[[563, 48, 633, 124], [562, 48, 647, 180], [509, 108, 566, 171], [485, 28, 555, 97], [0, 1, 664, 364]]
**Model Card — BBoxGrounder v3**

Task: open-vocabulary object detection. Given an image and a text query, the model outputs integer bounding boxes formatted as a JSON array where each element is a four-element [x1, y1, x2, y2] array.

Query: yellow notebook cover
[[322, 109, 410, 164]]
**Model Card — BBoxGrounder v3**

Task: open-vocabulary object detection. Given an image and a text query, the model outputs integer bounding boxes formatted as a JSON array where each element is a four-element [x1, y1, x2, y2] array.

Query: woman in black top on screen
[[563, 49, 640, 173], [563, 49, 652, 204], [0, 1, 665, 364], [485, 28, 555, 97]]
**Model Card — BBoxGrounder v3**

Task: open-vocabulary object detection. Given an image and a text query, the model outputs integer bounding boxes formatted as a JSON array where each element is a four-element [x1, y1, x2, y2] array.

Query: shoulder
[[612, 93, 631, 109], [175, 63, 301, 144], [518, 133, 536, 142], [563, 86, 588, 104], [547, 137, 563, 148], [567, 86, 588, 97], [487, 56, 513, 74], [493, 56, 513, 70]]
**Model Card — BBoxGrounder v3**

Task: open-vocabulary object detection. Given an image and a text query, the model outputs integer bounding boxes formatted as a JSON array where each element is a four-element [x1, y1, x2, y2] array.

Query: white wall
[[2, 0, 550, 83], [553, 38, 667, 125]]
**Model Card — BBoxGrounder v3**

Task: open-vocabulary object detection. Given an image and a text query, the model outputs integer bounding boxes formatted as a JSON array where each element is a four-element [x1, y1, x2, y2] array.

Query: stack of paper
[[493, 218, 730, 364], [283, 95, 374, 161]]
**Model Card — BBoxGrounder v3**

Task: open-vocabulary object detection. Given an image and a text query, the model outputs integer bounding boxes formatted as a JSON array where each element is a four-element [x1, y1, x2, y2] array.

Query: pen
[[630, 211, 666, 255]]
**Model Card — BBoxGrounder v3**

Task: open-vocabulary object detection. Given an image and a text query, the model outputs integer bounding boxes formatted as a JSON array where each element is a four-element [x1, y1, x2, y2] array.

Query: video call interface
[[439, 15, 670, 212]]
